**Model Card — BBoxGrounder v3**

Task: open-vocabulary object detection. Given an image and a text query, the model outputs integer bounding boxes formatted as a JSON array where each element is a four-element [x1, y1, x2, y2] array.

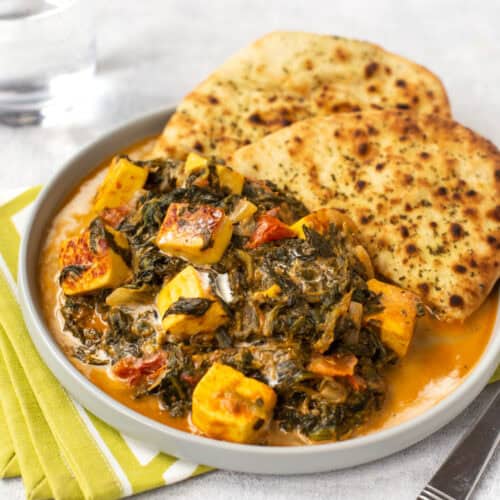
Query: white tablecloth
[[0, 1, 498, 498]]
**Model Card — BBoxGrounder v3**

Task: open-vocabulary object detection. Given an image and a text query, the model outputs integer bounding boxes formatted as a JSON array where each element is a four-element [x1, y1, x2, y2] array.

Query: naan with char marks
[[232, 110, 500, 322], [155, 31, 450, 160]]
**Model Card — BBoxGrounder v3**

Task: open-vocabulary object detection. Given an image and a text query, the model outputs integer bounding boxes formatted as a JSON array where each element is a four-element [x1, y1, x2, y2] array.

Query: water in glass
[[0, 0, 96, 125]]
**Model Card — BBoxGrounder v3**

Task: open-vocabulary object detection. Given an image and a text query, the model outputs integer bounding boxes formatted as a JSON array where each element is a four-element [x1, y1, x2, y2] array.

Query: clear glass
[[0, 0, 96, 126]]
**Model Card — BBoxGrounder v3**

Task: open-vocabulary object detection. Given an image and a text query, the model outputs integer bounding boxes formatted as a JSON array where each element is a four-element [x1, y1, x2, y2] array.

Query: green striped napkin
[[0, 188, 209, 500], [0, 187, 498, 500]]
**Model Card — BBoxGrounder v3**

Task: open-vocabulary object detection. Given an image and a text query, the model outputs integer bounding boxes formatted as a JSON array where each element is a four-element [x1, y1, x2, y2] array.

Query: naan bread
[[155, 31, 450, 160], [232, 111, 500, 322]]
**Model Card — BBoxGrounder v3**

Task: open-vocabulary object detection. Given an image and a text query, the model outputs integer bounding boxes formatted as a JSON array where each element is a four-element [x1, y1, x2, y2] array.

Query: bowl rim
[[17, 106, 500, 470]]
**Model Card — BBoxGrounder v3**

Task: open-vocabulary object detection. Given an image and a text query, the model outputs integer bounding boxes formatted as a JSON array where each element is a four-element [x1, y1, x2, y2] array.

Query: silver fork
[[417, 381, 500, 500]]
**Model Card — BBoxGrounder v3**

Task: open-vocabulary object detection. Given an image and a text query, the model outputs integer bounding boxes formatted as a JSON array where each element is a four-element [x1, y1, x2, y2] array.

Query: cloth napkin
[[0, 188, 498, 500], [0, 188, 209, 500]]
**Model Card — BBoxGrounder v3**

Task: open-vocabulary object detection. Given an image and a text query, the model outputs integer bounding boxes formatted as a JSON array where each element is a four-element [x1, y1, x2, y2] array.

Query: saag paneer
[[58, 153, 419, 444]]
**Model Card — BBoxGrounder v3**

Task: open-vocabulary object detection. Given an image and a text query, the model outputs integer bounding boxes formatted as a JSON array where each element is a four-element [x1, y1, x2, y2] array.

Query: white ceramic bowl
[[18, 108, 500, 474]]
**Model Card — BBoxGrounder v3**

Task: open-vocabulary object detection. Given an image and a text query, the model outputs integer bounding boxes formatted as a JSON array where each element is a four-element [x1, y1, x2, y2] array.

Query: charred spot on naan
[[233, 110, 500, 322], [155, 32, 450, 160]]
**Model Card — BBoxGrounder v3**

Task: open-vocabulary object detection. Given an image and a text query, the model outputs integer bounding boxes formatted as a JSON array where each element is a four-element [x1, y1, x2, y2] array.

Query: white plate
[[17, 108, 500, 474]]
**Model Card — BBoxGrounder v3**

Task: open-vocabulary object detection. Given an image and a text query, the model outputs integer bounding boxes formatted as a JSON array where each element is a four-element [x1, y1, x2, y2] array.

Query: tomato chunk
[[112, 352, 167, 387], [246, 213, 296, 248], [346, 374, 367, 391], [100, 206, 130, 228], [307, 353, 358, 377]]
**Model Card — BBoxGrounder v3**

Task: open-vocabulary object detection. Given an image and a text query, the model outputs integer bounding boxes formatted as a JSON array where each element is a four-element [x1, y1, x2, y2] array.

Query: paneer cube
[[156, 203, 233, 264], [364, 279, 419, 357], [184, 152, 208, 173], [93, 157, 148, 212], [184, 153, 244, 195], [290, 208, 357, 239], [216, 164, 245, 195], [59, 224, 131, 295], [192, 363, 276, 444], [157, 266, 228, 339]]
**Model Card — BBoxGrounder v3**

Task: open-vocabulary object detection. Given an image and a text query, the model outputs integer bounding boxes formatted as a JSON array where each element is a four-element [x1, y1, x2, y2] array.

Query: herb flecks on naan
[[232, 111, 500, 322], [155, 31, 450, 160]]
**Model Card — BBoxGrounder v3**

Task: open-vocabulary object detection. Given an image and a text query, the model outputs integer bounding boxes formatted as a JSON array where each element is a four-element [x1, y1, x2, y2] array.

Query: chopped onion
[[354, 245, 375, 278], [348, 301, 363, 330], [214, 273, 234, 303]]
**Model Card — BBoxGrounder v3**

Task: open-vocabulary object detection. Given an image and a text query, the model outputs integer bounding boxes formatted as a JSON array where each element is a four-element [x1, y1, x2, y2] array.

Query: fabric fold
[[0, 323, 83, 499], [0, 188, 207, 500], [0, 404, 19, 478], [0, 186, 496, 499], [0, 347, 52, 499]]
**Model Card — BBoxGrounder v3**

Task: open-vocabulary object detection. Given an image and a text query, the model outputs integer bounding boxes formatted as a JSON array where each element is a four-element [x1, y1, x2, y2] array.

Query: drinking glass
[[0, 0, 96, 126]]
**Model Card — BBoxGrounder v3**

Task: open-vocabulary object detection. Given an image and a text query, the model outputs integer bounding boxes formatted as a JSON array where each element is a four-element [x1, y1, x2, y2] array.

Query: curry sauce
[[82, 287, 498, 444], [39, 137, 498, 446]]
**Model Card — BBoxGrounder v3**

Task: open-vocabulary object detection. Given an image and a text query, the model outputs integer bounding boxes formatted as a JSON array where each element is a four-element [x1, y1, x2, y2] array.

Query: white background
[[0, 0, 499, 498]]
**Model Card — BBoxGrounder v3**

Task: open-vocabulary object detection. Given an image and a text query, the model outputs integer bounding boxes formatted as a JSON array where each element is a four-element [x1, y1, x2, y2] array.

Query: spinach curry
[[39, 139, 497, 446]]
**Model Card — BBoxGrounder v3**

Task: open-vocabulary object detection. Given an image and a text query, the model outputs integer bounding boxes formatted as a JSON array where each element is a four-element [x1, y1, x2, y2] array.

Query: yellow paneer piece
[[228, 199, 257, 223], [93, 157, 148, 212], [157, 266, 228, 339], [184, 153, 244, 194], [59, 224, 130, 295], [216, 164, 245, 195], [290, 208, 357, 239], [252, 284, 281, 302], [365, 279, 419, 357], [184, 152, 208, 172], [156, 203, 233, 265], [192, 363, 276, 444]]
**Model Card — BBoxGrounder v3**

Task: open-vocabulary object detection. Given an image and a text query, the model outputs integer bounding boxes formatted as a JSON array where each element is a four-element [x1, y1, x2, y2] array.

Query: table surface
[[1, 0, 499, 498]]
